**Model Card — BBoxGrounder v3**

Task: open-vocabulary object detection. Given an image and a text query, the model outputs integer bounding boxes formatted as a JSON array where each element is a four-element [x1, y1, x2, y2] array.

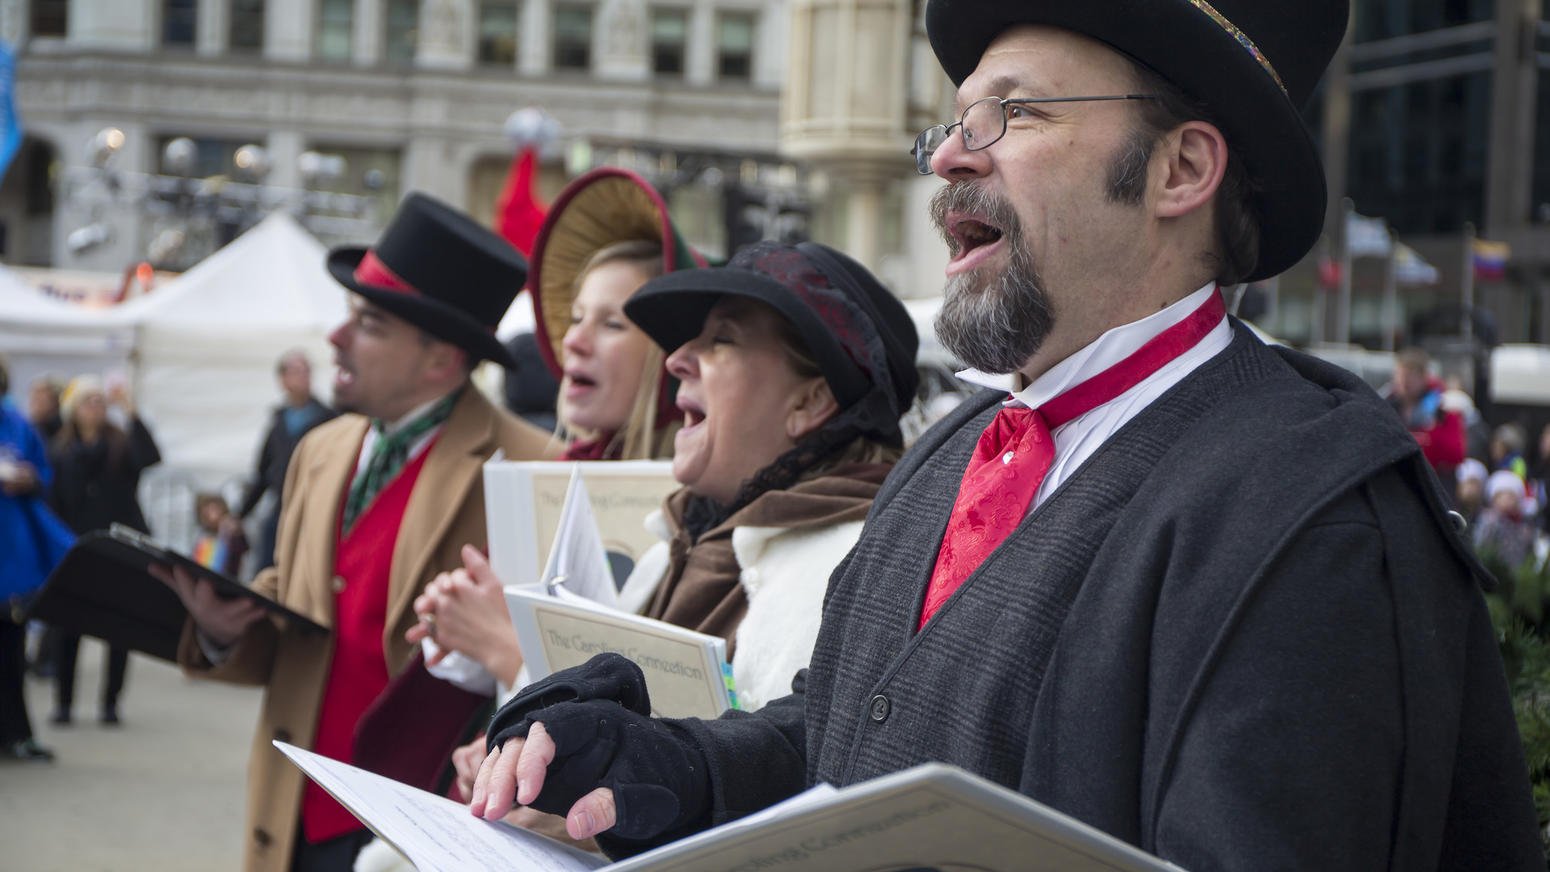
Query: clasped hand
[[405, 544, 524, 684]]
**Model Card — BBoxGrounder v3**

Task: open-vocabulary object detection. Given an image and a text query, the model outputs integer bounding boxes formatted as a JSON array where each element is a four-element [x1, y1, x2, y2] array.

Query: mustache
[[929, 182, 1022, 255]]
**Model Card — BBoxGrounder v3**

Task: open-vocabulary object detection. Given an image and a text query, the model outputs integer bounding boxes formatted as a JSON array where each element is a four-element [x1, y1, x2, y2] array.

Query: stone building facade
[[0, 0, 822, 274]]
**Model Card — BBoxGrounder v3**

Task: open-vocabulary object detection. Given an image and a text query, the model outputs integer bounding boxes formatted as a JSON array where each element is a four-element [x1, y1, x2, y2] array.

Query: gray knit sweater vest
[[804, 327, 1280, 787]]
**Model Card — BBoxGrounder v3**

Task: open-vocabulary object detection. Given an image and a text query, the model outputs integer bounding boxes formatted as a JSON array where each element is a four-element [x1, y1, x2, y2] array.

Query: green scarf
[[342, 391, 458, 533]]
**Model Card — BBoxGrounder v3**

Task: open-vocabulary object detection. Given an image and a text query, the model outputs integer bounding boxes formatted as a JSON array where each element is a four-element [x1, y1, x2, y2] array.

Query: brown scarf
[[642, 462, 892, 659]]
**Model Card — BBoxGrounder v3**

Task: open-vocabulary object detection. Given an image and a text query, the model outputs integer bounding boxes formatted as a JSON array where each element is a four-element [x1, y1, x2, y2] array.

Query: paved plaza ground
[[2, 637, 262, 871]]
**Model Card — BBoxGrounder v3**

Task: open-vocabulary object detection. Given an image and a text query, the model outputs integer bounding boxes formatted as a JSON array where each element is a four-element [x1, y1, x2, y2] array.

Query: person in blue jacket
[[0, 355, 73, 761]]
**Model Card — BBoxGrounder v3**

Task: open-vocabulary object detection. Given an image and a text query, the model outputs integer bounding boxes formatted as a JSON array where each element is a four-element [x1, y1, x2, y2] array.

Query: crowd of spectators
[[1384, 347, 1550, 576]]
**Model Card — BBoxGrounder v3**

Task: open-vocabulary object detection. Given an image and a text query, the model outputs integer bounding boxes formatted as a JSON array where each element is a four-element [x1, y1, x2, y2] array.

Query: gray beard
[[934, 246, 1054, 375], [930, 184, 1054, 375]]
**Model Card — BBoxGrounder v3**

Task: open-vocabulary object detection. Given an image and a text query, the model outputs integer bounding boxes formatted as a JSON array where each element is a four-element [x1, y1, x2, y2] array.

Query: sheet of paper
[[280, 743, 1182, 872], [712, 783, 839, 835], [540, 467, 619, 608], [609, 765, 1184, 872], [273, 742, 606, 872]]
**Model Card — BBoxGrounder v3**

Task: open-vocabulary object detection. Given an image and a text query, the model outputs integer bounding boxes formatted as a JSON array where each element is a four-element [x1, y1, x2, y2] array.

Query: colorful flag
[[1393, 243, 1438, 285], [1346, 211, 1392, 258], [1472, 239, 1510, 282], [0, 42, 23, 183], [494, 147, 547, 258]]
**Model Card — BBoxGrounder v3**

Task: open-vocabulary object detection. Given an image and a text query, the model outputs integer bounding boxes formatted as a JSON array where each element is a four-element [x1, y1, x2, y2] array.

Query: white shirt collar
[[354, 388, 461, 478], [378, 389, 459, 436], [957, 282, 1219, 410]]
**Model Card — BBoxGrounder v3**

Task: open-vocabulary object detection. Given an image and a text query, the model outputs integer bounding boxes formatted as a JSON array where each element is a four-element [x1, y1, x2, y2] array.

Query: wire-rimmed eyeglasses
[[911, 94, 1158, 174]]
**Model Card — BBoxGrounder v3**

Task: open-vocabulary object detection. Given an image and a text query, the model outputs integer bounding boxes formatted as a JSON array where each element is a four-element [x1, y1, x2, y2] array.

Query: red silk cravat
[[919, 290, 1227, 629]]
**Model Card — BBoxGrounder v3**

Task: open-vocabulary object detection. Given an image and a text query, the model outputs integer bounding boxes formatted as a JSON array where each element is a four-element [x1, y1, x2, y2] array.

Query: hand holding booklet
[[273, 742, 606, 872], [277, 741, 1186, 872], [25, 524, 326, 663]]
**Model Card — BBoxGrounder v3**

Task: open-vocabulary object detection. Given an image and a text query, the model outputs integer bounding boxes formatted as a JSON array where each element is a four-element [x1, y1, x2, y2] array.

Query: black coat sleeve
[[126, 416, 161, 475], [595, 671, 811, 859], [1150, 495, 1405, 870], [1151, 471, 1542, 870], [46, 442, 78, 527]]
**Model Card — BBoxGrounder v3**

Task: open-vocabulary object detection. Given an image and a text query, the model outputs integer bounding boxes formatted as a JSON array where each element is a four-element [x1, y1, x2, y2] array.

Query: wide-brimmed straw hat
[[527, 167, 705, 377], [327, 192, 526, 368], [625, 241, 920, 447], [925, 0, 1349, 281]]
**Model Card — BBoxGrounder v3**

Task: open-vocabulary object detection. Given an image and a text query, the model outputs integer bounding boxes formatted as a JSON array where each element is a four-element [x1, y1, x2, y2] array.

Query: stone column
[[842, 166, 885, 271], [354, 0, 383, 65], [403, 136, 466, 209], [754, 1, 785, 89], [780, 0, 911, 273], [266, 0, 315, 61], [900, 173, 948, 298], [197, 0, 229, 55], [0, 0, 24, 45], [685, 0, 714, 85], [519, 0, 552, 76], [266, 129, 306, 191]]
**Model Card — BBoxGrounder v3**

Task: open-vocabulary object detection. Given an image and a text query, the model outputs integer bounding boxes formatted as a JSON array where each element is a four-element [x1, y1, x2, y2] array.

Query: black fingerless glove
[[488, 652, 653, 736], [485, 653, 711, 842]]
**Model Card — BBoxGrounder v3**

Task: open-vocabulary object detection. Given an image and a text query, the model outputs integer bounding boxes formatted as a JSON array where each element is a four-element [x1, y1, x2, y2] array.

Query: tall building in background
[[0, 0, 827, 279], [10, 1, 1542, 328], [1268, 0, 1550, 346]]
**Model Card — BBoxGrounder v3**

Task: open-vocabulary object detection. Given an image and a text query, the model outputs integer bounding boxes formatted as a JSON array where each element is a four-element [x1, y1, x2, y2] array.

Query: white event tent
[[1, 214, 347, 544], [119, 212, 347, 485], [0, 264, 137, 400]]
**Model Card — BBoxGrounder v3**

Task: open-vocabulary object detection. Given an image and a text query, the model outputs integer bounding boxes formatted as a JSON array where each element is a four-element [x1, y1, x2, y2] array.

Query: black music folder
[[26, 524, 326, 663]]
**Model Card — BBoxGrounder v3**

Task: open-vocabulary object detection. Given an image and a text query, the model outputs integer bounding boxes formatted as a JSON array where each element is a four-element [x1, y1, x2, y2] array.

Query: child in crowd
[[1474, 470, 1539, 570], [191, 493, 247, 577], [1455, 458, 1487, 527]]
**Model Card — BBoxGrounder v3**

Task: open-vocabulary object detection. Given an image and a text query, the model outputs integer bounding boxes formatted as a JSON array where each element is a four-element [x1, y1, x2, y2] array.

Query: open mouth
[[949, 215, 1004, 257], [565, 370, 598, 389], [677, 396, 706, 429]]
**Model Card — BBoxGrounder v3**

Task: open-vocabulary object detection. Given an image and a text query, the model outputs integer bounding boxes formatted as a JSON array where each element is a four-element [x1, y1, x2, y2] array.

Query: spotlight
[[162, 137, 198, 176], [66, 222, 114, 255], [88, 127, 125, 168]]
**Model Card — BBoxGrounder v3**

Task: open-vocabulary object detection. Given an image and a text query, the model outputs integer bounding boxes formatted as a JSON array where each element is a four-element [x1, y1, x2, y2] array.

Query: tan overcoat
[[178, 387, 555, 872]]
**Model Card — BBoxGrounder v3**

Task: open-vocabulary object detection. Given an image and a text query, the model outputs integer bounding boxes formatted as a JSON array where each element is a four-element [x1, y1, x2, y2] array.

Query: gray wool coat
[[605, 324, 1543, 870]]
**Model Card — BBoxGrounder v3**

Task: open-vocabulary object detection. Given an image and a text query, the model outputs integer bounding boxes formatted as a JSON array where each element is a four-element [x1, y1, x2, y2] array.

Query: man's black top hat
[[925, 0, 1349, 282], [327, 192, 526, 369], [625, 241, 920, 447]]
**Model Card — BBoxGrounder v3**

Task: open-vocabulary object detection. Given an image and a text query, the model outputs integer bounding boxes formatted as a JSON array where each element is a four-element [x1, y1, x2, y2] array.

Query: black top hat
[[327, 192, 527, 369], [625, 241, 920, 447], [925, 0, 1349, 281]]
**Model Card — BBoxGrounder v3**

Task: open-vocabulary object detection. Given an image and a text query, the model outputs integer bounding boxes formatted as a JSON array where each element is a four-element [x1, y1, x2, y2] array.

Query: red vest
[[300, 438, 436, 843]]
